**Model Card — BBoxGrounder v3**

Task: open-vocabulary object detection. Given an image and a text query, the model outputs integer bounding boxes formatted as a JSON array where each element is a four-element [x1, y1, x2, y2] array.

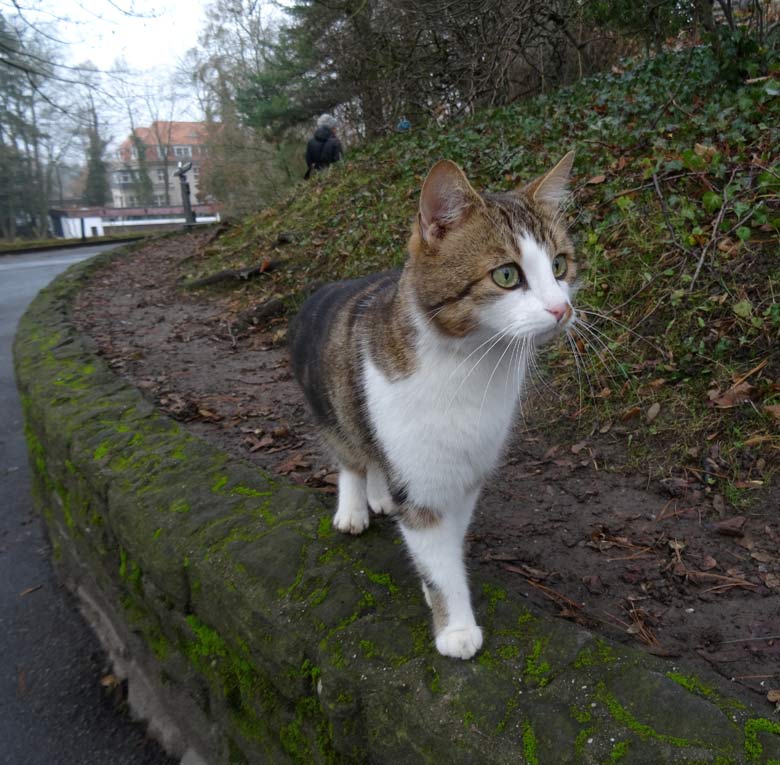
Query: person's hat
[[317, 113, 337, 129]]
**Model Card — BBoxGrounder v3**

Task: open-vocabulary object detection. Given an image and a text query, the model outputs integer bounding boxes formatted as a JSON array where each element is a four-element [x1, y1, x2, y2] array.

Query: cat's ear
[[418, 160, 481, 245], [522, 151, 575, 208]]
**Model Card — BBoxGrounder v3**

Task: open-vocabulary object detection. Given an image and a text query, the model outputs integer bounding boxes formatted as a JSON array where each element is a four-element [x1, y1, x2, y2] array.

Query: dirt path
[[73, 234, 780, 709]]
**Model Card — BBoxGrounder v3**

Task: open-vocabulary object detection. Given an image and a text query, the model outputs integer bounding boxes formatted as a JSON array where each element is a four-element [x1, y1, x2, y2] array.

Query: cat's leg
[[366, 464, 397, 516], [400, 495, 482, 659], [332, 466, 370, 535]]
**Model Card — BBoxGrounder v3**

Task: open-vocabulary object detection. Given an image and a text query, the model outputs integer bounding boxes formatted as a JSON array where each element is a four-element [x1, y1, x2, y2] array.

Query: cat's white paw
[[435, 625, 483, 660], [366, 468, 397, 515], [367, 490, 397, 515], [332, 503, 369, 535], [334, 468, 369, 534]]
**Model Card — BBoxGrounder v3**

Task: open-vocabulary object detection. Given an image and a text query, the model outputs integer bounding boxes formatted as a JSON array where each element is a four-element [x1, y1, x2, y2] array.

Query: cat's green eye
[[552, 254, 568, 279], [492, 263, 521, 289]]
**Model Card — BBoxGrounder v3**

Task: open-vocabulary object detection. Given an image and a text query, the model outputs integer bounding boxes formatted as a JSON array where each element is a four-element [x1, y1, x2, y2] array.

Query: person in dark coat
[[304, 114, 343, 179]]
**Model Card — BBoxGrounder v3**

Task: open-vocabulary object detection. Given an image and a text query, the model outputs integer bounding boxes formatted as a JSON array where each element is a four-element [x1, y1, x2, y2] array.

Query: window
[[156, 169, 167, 182], [154, 194, 166, 206], [174, 145, 191, 157], [116, 172, 131, 184], [127, 195, 137, 207]]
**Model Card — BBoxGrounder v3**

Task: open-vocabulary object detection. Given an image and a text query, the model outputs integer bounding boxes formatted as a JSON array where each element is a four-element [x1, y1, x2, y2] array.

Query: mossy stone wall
[[13, 250, 780, 764]]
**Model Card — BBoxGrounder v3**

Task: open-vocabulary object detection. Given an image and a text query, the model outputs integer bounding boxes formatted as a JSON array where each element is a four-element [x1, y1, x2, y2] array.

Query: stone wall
[[13, 248, 780, 764]]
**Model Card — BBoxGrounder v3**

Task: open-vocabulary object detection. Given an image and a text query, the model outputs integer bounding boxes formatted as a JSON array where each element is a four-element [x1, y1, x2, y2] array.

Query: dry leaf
[[646, 402, 661, 423], [100, 674, 120, 688], [709, 381, 754, 409], [700, 555, 718, 571], [587, 174, 607, 185], [764, 404, 780, 420], [621, 406, 641, 421], [694, 143, 717, 159], [714, 516, 746, 537]]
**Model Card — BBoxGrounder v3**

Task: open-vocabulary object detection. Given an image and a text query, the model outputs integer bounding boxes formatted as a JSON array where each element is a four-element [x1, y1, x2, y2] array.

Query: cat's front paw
[[332, 505, 369, 535], [366, 468, 397, 516], [435, 625, 483, 660]]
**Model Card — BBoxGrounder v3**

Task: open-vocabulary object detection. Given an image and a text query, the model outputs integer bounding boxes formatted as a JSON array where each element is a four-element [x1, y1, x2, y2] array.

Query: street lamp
[[173, 161, 195, 226]]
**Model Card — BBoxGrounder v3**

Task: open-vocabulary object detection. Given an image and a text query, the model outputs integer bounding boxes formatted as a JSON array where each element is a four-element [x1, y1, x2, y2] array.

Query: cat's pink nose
[[546, 304, 570, 323]]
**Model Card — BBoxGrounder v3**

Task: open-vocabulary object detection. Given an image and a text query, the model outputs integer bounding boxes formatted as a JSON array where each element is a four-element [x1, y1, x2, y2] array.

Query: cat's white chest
[[363, 341, 522, 509]]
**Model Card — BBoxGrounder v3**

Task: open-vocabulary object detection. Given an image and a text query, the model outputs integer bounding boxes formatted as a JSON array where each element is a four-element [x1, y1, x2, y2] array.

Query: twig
[[689, 169, 737, 292], [653, 172, 689, 255], [721, 635, 780, 644]]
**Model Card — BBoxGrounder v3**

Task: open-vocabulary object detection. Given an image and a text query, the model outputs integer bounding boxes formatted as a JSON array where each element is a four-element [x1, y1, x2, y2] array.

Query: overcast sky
[[52, 0, 208, 73]]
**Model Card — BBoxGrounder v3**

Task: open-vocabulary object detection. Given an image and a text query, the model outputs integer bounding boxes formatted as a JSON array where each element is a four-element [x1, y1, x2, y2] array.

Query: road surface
[[0, 245, 173, 764]]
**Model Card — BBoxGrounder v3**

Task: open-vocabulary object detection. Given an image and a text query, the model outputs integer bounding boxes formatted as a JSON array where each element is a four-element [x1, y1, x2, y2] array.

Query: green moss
[[744, 718, 780, 762], [496, 696, 518, 733], [524, 638, 551, 687], [212, 475, 229, 492], [595, 682, 700, 748], [571, 705, 592, 724], [667, 671, 746, 713], [498, 643, 520, 661], [428, 665, 441, 694], [307, 587, 329, 607], [169, 498, 190, 513], [317, 515, 333, 539], [364, 569, 399, 595], [574, 726, 595, 757], [609, 741, 630, 762], [118, 547, 127, 578], [522, 719, 539, 765], [574, 639, 616, 669], [482, 582, 507, 617], [93, 442, 110, 461], [359, 640, 377, 659], [232, 484, 272, 498]]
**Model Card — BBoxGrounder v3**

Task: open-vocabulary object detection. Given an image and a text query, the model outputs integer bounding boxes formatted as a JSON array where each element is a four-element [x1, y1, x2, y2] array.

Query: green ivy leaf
[[732, 299, 753, 318]]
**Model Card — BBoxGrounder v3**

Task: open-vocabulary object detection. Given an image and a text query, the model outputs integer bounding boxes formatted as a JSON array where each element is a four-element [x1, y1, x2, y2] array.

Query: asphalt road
[[0, 246, 173, 765]]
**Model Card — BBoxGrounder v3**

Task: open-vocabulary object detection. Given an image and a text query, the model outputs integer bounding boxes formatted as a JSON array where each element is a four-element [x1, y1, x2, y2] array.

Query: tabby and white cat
[[291, 153, 577, 659]]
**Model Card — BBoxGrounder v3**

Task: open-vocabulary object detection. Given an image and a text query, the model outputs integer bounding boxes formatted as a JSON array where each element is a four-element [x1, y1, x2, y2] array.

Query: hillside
[[184, 46, 780, 496]]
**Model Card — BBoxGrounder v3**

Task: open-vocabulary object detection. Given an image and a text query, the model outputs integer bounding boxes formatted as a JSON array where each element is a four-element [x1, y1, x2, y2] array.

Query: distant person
[[304, 114, 343, 179]]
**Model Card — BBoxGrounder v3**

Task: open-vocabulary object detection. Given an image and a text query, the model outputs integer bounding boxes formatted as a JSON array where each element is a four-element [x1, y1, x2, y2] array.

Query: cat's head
[[408, 154, 577, 345]]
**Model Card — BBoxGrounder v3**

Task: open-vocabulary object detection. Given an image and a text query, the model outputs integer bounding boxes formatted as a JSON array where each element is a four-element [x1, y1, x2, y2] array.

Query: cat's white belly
[[364, 348, 521, 510]]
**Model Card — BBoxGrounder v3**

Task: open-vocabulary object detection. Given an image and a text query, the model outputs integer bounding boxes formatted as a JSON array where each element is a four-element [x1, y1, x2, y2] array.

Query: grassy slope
[[186, 47, 780, 499]]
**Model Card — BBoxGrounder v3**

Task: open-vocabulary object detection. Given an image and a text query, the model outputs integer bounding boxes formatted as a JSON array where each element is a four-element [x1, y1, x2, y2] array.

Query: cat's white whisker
[[445, 324, 514, 412]]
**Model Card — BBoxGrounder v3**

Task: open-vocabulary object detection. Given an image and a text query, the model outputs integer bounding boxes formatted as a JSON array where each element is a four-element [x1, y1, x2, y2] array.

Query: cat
[[290, 153, 577, 659]]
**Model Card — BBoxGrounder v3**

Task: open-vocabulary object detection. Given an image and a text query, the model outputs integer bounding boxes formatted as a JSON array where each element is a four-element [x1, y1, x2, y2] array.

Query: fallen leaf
[[751, 551, 775, 564], [582, 574, 605, 594], [763, 573, 780, 589], [571, 440, 588, 454], [100, 674, 119, 688], [700, 555, 718, 571], [709, 381, 754, 409], [714, 516, 746, 537], [19, 585, 42, 597], [764, 405, 780, 420], [694, 143, 716, 159], [277, 453, 310, 475], [587, 174, 607, 185], [621, 406, 641, 421], [646, 402, 661, 423]]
